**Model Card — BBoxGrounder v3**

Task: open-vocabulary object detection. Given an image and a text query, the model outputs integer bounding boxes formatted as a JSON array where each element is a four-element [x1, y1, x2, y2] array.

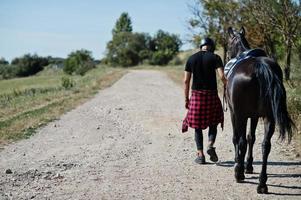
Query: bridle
[[223, 34, 249, 112], [227, 34, 249, 62]]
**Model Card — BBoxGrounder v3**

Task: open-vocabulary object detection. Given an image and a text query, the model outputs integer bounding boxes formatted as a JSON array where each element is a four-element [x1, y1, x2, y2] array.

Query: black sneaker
[[195, 156, 206, 164], [207, 147, 218, 162]]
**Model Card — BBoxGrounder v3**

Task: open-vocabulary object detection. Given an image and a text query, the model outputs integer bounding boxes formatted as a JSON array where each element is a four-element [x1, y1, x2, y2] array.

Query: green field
[[0, 65, 126, 144]]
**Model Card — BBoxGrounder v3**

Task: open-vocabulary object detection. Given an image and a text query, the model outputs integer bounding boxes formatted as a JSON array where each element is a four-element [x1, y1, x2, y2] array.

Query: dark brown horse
[[226, 27, 294, 194]]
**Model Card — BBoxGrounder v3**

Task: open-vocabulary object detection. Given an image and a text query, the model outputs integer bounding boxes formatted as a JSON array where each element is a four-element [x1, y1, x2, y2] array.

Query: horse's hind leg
[[230, 111, 239, 163], [257, 118, 275, 194], [245, 117, 258, 174], [233, 117, 248, 183]]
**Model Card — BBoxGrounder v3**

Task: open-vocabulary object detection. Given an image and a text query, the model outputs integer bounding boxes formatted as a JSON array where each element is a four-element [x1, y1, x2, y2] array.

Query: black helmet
[[200, 37, 215, 52]]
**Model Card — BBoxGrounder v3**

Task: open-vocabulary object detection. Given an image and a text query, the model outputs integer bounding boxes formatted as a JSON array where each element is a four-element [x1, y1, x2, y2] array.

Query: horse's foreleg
[[245, 117, 258, 174], [234, 118, 247, 183], [257, 118, 275, 194]]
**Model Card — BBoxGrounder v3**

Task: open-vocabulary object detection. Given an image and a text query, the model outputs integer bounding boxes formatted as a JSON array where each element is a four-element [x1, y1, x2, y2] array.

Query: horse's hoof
[[234, 164, 245, 182], [245, 167, 253, 174], [257, 185, 268, 194], [235, 172, 245, 183], [236, 178, 244, 183]]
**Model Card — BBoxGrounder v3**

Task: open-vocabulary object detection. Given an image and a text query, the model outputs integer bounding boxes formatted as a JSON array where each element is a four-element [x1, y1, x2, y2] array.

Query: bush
[[0, 57, 9, 65], [168, 56, 183, 66], [149, 30, 182, 65], [11, 54, 49, 77], [0, 64, 18, 79], [106, 32, 151, 67], [63, 49, 95, 75], [149, 51, 168, 65], [61, 76, 75, 89]]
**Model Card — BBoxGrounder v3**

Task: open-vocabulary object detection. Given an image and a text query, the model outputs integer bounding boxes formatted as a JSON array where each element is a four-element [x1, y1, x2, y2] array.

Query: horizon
[[0, 0, 195, 61]]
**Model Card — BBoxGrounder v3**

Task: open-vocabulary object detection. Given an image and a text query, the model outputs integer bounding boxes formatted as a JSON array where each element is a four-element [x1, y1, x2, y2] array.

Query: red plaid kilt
[[182, 90, 224, 133]]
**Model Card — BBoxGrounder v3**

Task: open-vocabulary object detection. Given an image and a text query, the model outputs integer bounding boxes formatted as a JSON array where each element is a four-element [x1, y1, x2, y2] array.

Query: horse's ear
[[228, 27, 235, 38], [239, 27, 246, 36]]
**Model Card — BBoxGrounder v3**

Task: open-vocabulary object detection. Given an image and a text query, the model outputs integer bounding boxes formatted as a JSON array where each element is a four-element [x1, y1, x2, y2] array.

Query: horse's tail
[[254, 58, 294, 142]]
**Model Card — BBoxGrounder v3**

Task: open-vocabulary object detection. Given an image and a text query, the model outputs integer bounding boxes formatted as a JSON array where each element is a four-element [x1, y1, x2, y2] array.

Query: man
[[182, 37, 227, 164]]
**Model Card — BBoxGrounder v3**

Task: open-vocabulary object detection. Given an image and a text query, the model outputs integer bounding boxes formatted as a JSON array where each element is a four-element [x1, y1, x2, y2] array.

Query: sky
[[0, 0, 195, 61]]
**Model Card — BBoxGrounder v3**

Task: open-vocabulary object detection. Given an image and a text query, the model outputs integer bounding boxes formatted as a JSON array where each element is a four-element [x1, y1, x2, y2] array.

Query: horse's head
[[227, 27, 250, 62]]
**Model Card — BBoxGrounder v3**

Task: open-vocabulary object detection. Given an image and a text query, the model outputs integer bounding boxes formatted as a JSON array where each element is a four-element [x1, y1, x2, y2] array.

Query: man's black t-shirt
[[185, 50, 223, 91]]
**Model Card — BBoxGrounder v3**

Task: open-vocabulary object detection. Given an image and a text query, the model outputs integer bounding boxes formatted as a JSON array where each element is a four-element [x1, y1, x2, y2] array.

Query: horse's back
[[227, 57, 271, 118]]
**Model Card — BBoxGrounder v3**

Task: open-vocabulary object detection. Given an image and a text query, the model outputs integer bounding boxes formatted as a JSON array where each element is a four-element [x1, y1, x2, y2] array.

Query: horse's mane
[[239, 34, 250, 49]]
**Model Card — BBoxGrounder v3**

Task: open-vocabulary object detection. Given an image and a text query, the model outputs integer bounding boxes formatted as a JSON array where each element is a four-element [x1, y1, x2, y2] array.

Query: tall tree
[[112, 12, 133, 35], [242, 0, 301, 80], [106, 32, 151, 67], [106, 13, 182, 66], [188, 0, 301, 80], [240, 1, 279, 58]]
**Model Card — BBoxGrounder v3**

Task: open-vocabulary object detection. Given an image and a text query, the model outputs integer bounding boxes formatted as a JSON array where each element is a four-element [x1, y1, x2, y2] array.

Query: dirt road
[[0, 70, 300, 200]]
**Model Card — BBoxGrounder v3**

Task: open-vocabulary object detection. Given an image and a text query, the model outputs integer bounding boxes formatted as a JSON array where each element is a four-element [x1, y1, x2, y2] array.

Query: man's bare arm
[[184, 71, 191, 109], [216, 67, 227, 86]]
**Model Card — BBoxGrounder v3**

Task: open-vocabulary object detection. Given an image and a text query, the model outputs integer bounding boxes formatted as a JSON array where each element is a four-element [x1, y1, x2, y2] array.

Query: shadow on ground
[[216, 160, 301, 196], [217, 160, 301, 167]]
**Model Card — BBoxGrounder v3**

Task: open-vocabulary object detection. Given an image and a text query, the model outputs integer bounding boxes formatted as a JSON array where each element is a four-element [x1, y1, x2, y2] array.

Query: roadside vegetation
[[0, 66, 126, 144], [285, 54, 301, 150]]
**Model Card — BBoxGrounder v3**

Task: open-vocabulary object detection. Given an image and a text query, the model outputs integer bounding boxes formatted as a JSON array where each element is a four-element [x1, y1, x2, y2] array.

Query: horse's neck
[[237, 46, 250, 57]]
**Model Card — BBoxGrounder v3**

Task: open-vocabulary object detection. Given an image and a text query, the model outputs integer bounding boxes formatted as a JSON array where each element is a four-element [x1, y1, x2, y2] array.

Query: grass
[[285, 57, 301, 152], [0, 65, 126, 144]]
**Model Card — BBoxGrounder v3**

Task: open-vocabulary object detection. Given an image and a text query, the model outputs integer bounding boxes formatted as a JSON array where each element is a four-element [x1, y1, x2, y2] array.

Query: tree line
[[103, 12, 182, 67], [0, 55, 50, 79], [0, 50, 96, 79], [188, 0, 301, 80], [0, 12, 182, 80]]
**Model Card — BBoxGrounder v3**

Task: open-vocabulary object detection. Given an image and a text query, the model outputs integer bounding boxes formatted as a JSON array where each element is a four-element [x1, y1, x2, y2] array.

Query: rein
[[222, 85, 228, 112]]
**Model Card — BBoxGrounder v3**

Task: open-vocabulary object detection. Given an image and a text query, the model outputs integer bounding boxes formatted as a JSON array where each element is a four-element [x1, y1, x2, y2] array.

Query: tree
[[112, 12, 133, 35], [106, 13, 154, 67], [295, 34, 301, 61], [105, 13, 182, 66], [11, 54, 49, 77], [149, 30, 182, 65], [0, 57, 9, 65], [0, 64, 18, 79], [241, 0, 281, 59], [106, 32, 151, 66], [63, 49, 95, 75], [188, 0, 239, 63], [275, 0, 301, 80], [188, 0, 301, 80], [242, 0, 301, 80]]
